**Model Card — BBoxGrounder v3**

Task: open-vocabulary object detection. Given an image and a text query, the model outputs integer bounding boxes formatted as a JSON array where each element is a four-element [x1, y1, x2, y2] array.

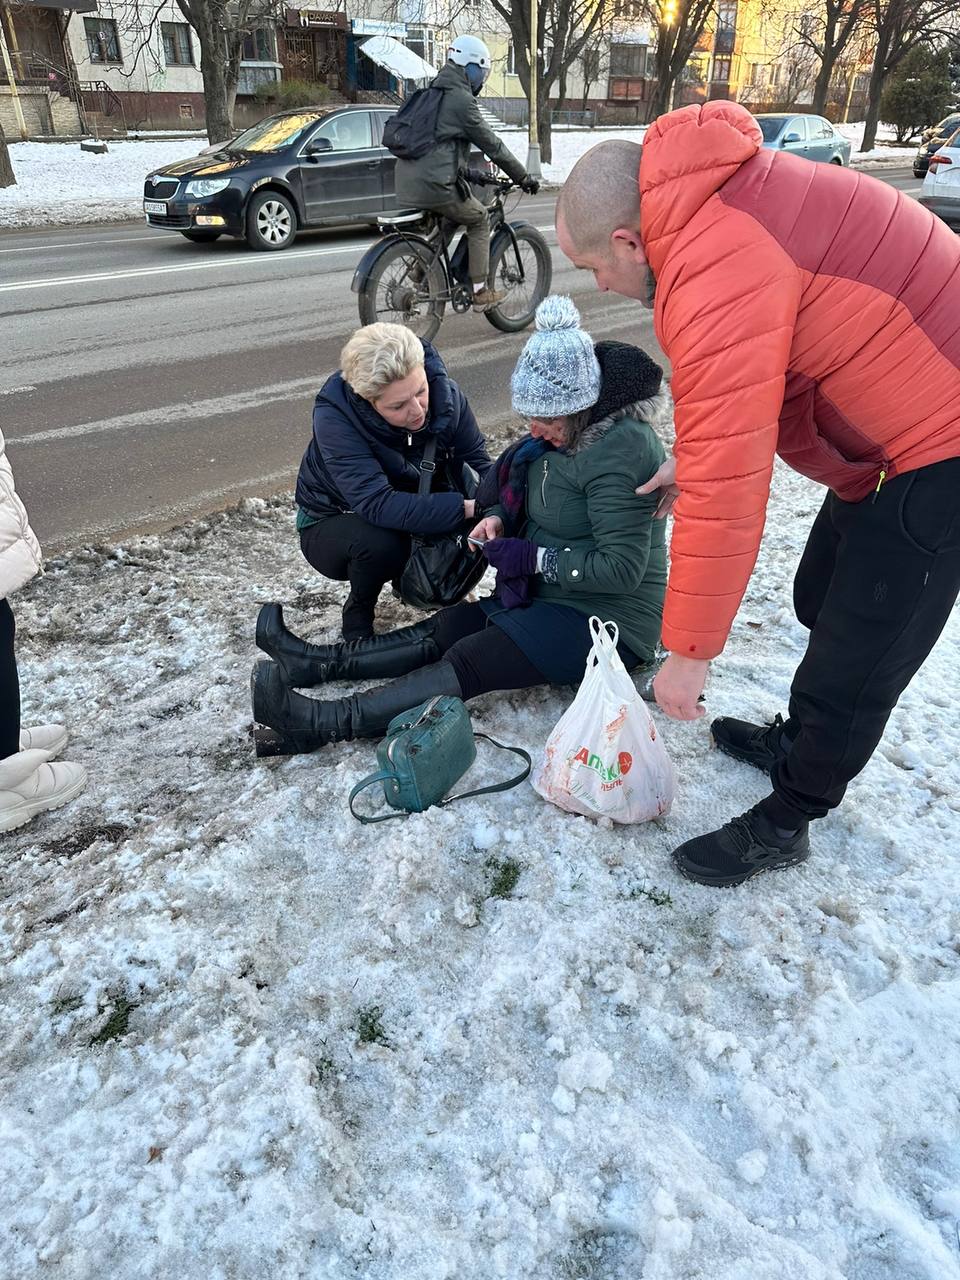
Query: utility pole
[[526, 0, 541, 179], [0, 9, 27, 141]]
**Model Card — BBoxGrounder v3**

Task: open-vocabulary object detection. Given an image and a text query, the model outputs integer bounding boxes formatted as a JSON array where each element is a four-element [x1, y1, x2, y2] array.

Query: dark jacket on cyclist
[[295, 341, 492, 536], [394, 62, 527, 208]]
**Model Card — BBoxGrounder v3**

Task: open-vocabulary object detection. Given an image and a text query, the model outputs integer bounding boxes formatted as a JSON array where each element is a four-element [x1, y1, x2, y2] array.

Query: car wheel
[[180, 230, 222, 243], [246, 191, 297, 251]]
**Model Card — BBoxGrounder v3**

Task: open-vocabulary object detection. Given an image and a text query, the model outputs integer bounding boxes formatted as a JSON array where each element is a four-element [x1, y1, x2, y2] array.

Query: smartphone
[[467, 535, 486, 548]]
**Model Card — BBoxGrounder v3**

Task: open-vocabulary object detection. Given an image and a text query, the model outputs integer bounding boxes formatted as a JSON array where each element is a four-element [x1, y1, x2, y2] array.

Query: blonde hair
[[340, 323, 425, 402]]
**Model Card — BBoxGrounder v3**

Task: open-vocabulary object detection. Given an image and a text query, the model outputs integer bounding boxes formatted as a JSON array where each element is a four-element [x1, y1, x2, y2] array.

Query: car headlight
[[184, 178, 231, 198]]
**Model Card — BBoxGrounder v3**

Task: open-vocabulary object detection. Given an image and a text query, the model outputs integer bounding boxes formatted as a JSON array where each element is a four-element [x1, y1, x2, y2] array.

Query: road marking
[[0, 239, 371, 293], [0, 384, 36, 396], [0, 232, 163, 255]]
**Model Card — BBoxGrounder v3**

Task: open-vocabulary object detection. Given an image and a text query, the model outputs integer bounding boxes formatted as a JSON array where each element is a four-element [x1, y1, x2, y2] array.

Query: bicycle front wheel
[[358, 241, 446, 341], [485, 225, 552, 333]]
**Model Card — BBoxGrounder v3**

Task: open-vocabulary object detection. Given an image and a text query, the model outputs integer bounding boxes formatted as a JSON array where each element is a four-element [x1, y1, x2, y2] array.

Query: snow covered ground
[[0, 117, 915, 229], [3, 455, 960, 1278]]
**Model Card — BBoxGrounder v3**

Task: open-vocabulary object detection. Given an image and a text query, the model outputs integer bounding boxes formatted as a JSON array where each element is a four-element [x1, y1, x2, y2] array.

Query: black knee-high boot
[[251, 657, 462, 756], [256, 603, 443, 688]]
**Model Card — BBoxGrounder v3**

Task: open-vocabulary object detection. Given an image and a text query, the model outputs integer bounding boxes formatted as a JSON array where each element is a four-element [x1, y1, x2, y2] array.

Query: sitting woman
[[252, 296, 668, 756], [292, 322, 492, 641]]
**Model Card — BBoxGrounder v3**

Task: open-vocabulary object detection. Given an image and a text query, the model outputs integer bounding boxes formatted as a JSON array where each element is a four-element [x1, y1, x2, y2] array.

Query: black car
[[913, 111, 960, 177], [142, 105, 492, 250]]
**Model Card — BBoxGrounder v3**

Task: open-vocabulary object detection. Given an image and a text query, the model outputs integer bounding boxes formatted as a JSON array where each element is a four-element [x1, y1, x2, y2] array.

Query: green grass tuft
[[89, 996, 137, 1046], [485, 856, 522, 899], [354, 1004, 390, 1047]]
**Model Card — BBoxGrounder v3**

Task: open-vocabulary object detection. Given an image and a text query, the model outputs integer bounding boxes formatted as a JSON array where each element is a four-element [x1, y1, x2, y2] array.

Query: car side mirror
[[783, 132, 802, 145], [304, 138, 333, 158]]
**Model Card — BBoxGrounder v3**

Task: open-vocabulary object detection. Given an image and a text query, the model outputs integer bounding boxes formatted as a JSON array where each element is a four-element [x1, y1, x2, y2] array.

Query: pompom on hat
[[511, 295, 602, 418]]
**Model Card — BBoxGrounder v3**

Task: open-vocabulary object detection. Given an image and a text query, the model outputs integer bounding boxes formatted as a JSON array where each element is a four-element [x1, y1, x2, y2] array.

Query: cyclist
[[395, 35, 540, 312]]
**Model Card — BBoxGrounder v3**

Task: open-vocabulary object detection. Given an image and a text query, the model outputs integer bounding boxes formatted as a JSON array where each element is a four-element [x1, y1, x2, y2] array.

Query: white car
[[918, 127, 960, 231]]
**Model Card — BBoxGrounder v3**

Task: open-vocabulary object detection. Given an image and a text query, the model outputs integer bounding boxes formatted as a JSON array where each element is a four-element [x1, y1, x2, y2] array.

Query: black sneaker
[[711, 713, 791, 774], [672, 803, 810, 888]]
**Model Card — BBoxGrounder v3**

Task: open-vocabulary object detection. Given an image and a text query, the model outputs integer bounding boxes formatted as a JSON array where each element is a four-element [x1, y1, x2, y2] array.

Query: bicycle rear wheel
[[485, 225, 552, 333], [358, 241, 446, 341]]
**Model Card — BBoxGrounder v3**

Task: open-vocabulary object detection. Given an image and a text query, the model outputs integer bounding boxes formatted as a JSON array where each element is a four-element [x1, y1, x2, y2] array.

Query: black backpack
[[382, 86, 445, 161]]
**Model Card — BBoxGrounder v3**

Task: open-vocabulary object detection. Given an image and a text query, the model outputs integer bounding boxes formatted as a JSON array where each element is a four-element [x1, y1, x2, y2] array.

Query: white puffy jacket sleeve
[[0, 428, 42, 598]]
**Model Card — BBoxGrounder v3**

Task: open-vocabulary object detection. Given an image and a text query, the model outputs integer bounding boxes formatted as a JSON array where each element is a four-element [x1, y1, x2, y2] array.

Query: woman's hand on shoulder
[[467, 515, 504, 548], [636, 455, 679, 518]]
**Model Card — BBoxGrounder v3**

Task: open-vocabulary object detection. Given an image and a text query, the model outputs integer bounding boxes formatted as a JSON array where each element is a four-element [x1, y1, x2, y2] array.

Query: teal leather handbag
[[349, 695, 531, 824]]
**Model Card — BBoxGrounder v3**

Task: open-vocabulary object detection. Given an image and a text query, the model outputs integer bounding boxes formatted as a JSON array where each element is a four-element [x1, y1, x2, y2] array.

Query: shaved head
[[555, 140, 643, 254]]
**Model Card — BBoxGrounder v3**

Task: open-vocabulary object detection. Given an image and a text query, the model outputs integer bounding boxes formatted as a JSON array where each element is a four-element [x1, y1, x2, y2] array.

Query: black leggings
[[0, 599, 19, 760], [433, 602, 544, 701]]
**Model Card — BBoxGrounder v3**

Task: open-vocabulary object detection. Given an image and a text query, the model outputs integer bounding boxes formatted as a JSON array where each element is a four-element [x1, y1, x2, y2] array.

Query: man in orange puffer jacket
[[556, 100, 960, 887]]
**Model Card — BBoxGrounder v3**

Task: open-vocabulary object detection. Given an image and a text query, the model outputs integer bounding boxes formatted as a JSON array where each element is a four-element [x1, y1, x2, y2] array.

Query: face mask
[[465, 63, 486, 95]]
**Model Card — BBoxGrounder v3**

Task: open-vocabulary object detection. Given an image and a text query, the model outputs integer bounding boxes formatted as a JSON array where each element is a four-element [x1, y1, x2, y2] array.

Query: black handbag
[[396, 436, 487, 611]]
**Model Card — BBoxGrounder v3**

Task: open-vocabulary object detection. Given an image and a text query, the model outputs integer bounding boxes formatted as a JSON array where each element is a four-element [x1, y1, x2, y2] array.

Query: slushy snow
[[2, 450, 960, 1278]]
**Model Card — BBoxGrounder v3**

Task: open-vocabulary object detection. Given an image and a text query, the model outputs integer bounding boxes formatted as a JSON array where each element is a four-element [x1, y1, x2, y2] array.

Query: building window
[[712, 56, 731, 81], [84, 17, 122, 65], [406, 27, 437, 69], [615, 0, 644, 16], [715, 2, 736, 54], [242, 28, 276, 62], [610, 43, 646, 78], [583, 48, 600, 81], [162, 22, 194, 66]]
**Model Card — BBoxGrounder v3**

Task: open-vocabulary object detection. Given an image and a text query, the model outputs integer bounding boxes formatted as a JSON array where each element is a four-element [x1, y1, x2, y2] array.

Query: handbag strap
[[348, 771, 403, 824], [347, 735, 531, 824], [442, 733, 532, 806], [416, 433, 439, 498]]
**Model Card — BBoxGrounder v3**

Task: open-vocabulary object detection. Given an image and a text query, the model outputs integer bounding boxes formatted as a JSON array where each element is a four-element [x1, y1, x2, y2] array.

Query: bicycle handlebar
[[461, 167, 515, 188]]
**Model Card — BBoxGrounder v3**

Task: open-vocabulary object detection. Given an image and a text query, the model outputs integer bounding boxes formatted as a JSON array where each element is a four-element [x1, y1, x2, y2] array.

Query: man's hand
[[636, 455, 679, 518], [654, 653, 709, 721], [468, 515, 504, 547], [520, 176, 540, 195]]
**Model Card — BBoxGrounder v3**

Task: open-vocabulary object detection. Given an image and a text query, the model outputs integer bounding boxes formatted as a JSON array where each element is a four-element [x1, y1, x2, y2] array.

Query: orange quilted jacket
[[640, 101, 960, 659]]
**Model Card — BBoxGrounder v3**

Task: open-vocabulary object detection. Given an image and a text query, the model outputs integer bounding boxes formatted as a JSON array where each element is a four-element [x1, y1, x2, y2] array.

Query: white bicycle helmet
[[448, 35, 492, 84]]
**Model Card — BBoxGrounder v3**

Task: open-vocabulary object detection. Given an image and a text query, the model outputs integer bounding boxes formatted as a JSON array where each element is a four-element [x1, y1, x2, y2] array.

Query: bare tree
[[648, 0, 716, 121], [0, 122, 14, 189], [487, 0, 617, 163], [861, 0, 957, 150], [790, 0, 870, 115]]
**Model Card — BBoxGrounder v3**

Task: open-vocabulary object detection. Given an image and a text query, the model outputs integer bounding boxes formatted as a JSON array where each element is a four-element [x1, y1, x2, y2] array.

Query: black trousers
[[300, 515, 411, 636], [0, 599, 20, 760], [767, 457, 960, 827], [433, 602, 544, 700]]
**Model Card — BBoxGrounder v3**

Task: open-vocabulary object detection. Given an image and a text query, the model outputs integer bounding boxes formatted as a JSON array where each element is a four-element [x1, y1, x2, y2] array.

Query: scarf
[[477, 436, 552, 536]]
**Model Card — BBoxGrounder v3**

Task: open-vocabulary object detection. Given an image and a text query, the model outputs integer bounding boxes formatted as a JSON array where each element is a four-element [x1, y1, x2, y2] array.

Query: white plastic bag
[[532, 617, 676, 824]]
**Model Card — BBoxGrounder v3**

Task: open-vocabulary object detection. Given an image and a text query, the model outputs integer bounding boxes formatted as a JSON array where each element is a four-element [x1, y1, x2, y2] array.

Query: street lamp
[[526, 0, 541, 180]]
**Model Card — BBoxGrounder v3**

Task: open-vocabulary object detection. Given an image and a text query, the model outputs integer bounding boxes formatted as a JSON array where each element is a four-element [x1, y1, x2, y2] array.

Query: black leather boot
[[256, 603, 443, 688], [251, 658, 462, 756], [341, 592, 376, 642]]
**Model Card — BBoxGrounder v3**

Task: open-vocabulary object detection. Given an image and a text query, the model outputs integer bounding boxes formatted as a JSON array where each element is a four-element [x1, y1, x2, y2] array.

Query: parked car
[[918, 127, 960, 231], [913, 112, 960, 177], [755, 114, 852, 165], [142, 105, 491, 251]]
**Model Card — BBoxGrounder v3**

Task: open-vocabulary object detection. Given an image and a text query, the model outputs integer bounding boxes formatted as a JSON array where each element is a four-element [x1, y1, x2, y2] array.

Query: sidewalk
[[2, 460, 958, 1276], [0, 122, 918, 230]]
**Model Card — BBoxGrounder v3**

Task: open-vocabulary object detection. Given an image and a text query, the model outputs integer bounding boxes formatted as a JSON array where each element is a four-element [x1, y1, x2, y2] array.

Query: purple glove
[[482, 538, 539, 578], [482, 538, 538, 610]]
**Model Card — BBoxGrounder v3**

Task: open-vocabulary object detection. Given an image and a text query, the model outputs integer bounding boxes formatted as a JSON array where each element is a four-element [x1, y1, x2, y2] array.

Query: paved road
[[0, 166, 924, 551]]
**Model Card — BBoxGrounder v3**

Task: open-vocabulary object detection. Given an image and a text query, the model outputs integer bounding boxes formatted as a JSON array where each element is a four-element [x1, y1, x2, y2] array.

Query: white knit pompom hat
[[510, 295, 602, 418]]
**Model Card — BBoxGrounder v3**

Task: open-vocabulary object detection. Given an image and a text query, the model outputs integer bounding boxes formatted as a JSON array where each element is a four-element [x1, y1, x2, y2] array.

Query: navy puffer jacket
[[295, 342, 492, 535]]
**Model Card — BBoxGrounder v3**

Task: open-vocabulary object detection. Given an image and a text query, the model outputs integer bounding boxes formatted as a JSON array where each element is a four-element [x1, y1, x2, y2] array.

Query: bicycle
[[352, 171, 552, 343]]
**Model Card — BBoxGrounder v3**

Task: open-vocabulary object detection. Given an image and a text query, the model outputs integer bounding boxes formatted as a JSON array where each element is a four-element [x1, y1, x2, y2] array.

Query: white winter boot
[[0, 748, 87, 834], [19, 724, 68, 758]]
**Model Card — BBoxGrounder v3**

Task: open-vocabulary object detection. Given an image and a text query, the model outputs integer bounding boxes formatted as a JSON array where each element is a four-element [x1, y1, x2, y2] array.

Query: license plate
[[143, 200, 166, 215]]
